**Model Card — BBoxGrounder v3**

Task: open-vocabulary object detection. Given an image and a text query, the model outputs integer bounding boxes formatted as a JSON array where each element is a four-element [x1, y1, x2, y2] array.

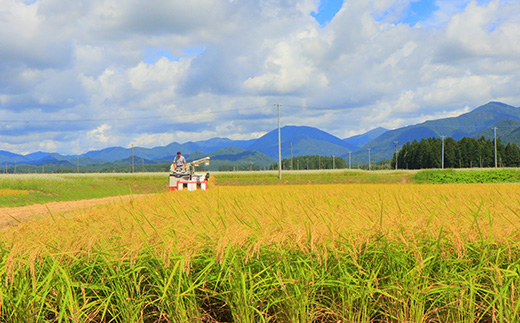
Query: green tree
[[396, 136, 520, 169], [505, 142, 520, 167]]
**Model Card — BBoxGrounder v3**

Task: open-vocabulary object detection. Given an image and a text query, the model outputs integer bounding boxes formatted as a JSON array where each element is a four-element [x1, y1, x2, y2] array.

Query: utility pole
[[77, 157, 80, 173], [277, 104, 282, 180], [333, 155, 335, 170], [394, 141, 399, 170], [306, 158, 308, 170], [348, 151, 351, 169], [367, 148, 371, 170], [441, 135, 446, 169], [290, 142, 293, 170], [5, 162, 6, 174], [14, 162, 16, 174], [319, 155, 321, 170], [250, 155, 252, 171], [493, 127, 498, 168], [297, 159, 299, 170], [131, 144, 134, 173], [42, 165, 44, 173]]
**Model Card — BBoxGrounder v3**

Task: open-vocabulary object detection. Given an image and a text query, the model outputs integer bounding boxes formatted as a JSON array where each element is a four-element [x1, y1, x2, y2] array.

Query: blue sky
[[402, 0, 438, 25], [311, 0, 344, 26], [312, 0, 442, 26], [144, 47, 205, 64], [1, 0, 519, 154]]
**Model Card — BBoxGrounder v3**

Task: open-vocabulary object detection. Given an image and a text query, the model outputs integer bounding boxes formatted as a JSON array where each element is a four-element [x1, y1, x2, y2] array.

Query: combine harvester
[[169, 157, 210, 191]]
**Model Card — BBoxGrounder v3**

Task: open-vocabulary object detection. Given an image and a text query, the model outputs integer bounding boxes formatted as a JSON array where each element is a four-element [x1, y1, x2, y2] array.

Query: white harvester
[[169, 157, 210, 191]]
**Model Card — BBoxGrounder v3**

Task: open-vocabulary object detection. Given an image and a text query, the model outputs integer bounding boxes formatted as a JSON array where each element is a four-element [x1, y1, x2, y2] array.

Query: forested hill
[[351, 102, 520, 164], [393, 137, 520, 169]]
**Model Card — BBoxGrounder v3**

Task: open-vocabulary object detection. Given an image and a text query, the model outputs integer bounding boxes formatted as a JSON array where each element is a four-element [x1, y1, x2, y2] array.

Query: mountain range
[[1, 101, 520, 169], [354, 101, 520, 164]]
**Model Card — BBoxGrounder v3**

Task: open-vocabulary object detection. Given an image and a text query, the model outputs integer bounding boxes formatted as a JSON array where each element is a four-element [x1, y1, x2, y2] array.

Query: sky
[[1, 0, 520, 155]]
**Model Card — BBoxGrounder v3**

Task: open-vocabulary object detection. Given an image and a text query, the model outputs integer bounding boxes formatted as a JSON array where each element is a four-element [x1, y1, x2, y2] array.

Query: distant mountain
[[247, 125, 357, 159], [25, 151, 52, 161], [80, 142, 192, 162], [3, 101, 520, 169], [356, 125, 438, 163], [0, 150, 28, 163], [84, 147, 134, 161], [343, 127, 388, 148], [188, 147, 247, 161], [418, 101, 520, 139], [75, 137, 255, 163], [473, 119, 520, 144], [188, 146, 275, 170], [30, 155, 75, 167], [349, 102, 520, 164], [186, 138, 256, 152], [111, 156, 162, 166], [0, 125, 359, 166]]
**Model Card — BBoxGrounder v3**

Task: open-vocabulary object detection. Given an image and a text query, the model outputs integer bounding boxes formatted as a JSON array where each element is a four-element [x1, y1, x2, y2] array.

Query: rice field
[[1, 183, 520, 322], [0, 189, 29, 197]]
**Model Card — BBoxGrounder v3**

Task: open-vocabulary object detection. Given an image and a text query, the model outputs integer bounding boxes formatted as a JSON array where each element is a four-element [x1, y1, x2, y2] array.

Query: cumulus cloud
[[87, 124, 113, 144], [1, 0, 520, 154]]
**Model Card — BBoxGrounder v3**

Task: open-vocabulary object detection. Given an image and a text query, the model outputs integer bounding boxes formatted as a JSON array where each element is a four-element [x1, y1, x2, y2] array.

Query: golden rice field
[[1, 183, 520, 322], [0, 189, 29, 197]]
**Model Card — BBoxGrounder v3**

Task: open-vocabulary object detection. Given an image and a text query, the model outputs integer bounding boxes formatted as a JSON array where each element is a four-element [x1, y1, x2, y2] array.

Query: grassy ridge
[[1, 184, 520, 321], [0, 173, 166, 207]]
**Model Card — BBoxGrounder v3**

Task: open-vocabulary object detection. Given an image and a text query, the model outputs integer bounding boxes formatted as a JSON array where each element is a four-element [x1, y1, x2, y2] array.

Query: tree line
[[393, 137, 520, 169], [269, 155, 348, 170]]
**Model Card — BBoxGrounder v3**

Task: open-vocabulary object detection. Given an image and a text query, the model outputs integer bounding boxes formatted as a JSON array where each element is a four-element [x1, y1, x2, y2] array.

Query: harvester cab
[[169, 157, 210, 191]]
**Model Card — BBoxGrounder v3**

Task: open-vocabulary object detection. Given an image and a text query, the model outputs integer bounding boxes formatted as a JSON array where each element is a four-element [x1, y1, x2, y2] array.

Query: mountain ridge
[[2, 101, 520, 168], [348, 102, 520, 164]]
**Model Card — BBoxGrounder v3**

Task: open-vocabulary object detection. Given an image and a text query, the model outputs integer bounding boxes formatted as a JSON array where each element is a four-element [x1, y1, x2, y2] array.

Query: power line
[[0, 104, 274, 124], [280, 104, 356, 112], [425, 124, 520, 129]]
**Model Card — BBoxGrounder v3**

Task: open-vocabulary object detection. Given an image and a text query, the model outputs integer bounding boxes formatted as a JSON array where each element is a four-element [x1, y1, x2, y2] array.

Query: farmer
[[173, 151, 187, 172]]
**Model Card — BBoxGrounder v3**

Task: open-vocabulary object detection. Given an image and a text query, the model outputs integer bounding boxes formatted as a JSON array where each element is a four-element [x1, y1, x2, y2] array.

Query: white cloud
[[87, 124, 113, 144], [132, 132, 177, 148], [243, 38, 329, 95], [1, 0, 520, 154]]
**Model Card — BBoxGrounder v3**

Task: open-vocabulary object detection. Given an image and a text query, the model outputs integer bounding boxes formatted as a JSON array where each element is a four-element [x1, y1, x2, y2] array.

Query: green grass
[[0, 173, 167, 207], [415, 168, 520, 183]]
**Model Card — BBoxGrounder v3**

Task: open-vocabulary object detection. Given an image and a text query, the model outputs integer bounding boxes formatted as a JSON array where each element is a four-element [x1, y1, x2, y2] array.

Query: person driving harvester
[[173, 151, 186, 172]]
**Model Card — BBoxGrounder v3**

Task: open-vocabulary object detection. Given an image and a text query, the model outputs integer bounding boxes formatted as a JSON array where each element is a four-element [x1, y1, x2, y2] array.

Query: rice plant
[[1, 183, 520, 322]]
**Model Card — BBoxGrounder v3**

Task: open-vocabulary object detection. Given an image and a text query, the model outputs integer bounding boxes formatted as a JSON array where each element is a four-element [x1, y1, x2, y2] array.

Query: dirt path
[[0, 194, 150, 227]]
